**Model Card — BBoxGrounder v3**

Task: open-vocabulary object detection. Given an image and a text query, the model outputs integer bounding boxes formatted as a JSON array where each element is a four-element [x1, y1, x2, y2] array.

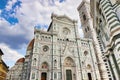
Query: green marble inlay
[[110, 23, 120, 30], [105, 7, 111, 14], [109, 19, 118, 25], [108, 15, 116, 21], [106, 12, 115, 18], [103, 4, 111, 11]]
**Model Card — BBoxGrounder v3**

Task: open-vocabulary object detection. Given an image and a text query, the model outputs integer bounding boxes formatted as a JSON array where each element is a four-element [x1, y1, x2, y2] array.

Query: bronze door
[[41, 72, 47, 80], [66, 69, 72, 80]]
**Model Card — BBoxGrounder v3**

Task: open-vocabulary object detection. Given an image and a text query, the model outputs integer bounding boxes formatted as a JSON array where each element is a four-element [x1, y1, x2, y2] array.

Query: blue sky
[[0, 0, 83, 68]]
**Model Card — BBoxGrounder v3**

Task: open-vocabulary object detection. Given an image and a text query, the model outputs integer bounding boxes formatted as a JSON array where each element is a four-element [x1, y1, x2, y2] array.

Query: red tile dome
[[27, 39, 34, 50], [16, 58, 25, 63]]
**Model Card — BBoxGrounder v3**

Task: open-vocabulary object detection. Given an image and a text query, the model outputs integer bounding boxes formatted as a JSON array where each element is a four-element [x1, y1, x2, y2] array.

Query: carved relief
[[64, 57, 75, 67], [41, 62, 48, 69]]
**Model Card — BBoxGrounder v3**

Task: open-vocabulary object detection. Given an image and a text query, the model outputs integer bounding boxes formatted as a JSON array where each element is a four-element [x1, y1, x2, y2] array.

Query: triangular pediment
[[52, 14, 75, 23], [56, 15, 74, 23]]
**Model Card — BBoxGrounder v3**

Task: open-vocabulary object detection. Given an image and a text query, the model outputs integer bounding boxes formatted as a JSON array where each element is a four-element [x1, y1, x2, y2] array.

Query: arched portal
[[41, 72, 47, 80], [41, 62, 49, 80], [64, 57, 76, 80], [88, 73, 92, 80], [86, 64, 92, 80]]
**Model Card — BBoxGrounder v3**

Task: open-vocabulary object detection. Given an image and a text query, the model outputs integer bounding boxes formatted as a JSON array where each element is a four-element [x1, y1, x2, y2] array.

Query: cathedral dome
[[27, 39, 34, 50], [16, 58, 25, 63]]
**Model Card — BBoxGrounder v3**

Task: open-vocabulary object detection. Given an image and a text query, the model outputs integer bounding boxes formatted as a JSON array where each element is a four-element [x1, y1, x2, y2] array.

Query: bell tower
[[78, 1, 110, 80], [77, 0, 93, 39]]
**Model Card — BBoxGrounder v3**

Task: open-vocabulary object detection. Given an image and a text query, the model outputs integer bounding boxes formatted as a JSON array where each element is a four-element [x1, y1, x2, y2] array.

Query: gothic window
[[54, 72, 57, 79], [33, 58, 37, 66], [58, 72, 61, 79], [83, 14, 86, 21], [85, 28, 87, 32], [32, 73, 35, 79], [87, 26, 89, 31], [54, 60, 57, 67]]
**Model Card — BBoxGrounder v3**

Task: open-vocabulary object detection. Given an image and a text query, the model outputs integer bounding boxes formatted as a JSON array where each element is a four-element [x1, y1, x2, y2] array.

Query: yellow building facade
[[0, 49, 9, 80]]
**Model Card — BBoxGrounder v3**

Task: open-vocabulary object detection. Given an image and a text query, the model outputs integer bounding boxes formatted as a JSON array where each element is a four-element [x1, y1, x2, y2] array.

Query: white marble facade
[[6, 58, 24, 80], [23, 14, 101, 80]]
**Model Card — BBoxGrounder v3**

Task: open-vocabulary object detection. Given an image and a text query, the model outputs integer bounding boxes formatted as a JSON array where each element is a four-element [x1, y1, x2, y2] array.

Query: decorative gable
[[57, 16, 74, 23], [51, 14, 75, 24]]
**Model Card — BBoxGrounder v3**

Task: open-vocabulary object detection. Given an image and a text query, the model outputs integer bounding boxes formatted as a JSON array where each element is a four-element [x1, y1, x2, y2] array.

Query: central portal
[[64, 57, 76, 80], [41, 72, 47, 80], [66, 69, 72, 80]]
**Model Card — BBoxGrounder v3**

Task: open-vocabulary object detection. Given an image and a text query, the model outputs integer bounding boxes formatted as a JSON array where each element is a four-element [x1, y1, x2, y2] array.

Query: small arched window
[[54, 72, 57, 79], [84, 51, 88, 56], [54, 59, 57, 68], [87, 26, 89, 31], [85, 28, 87, 32], [33, 58, 37, 66], [32, 73, 35, 79], [83, 14, 86, 21]]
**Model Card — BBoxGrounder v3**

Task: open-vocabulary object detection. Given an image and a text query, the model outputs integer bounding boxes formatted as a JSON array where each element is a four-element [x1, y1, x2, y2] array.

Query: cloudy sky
[[0, 0, 84, 67]]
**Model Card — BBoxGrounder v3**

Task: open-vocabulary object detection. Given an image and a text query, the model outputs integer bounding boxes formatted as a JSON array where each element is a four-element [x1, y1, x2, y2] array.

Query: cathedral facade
[[21, 14, 101, 80]]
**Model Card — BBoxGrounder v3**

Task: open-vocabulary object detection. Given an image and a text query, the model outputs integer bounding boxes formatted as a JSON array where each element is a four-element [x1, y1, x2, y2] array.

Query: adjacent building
[[21, 14, 101, 80], [6, 58, 25, 80], [77, 0, 111, 80], [90, 0, 120, 79], [0, 49, 9, 80]]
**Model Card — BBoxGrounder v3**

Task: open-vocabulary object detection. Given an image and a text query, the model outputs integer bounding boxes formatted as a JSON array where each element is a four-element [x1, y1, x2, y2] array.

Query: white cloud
[[18, 0, 82, 24], [1, 0, 83, 41], [16, 0, 83, 37], [0, 0, 84, 66], [0, 43, 24, 67]]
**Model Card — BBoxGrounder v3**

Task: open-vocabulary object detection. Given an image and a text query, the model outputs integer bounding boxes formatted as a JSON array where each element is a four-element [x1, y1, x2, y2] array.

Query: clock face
[[63, 28, 70, 35]]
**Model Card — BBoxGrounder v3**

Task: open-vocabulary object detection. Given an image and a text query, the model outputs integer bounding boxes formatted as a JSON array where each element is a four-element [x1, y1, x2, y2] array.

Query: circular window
[[63, 28, 70, 35], [43, 45, 49, 52]]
